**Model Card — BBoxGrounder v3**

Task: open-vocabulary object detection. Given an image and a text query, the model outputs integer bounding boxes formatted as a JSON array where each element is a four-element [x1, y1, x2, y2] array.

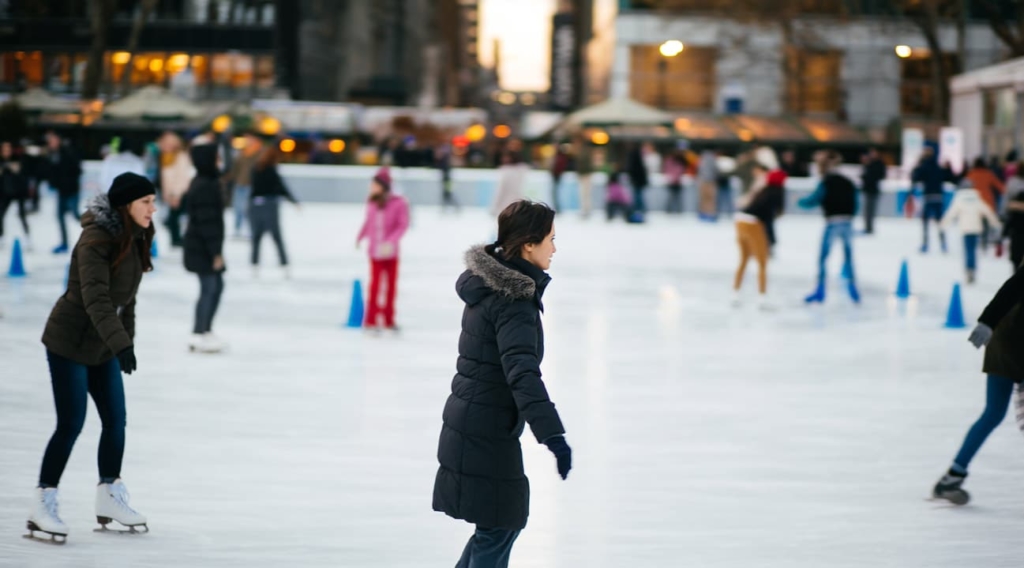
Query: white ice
[[1, 199, 1023, 567]]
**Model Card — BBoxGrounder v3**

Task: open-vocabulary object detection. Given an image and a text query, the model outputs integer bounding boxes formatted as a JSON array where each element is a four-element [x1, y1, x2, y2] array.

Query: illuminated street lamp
[[658, 40, 683, 109], [895, 45, 913, 58]]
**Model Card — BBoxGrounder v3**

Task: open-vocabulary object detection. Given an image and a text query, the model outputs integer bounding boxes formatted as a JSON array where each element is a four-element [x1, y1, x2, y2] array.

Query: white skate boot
[[758, 294, 776, 312], [188, 333, 205, 352], [25, 487, 68, 544], [201, 333, 226, 353], [95, 479, 148, 533]]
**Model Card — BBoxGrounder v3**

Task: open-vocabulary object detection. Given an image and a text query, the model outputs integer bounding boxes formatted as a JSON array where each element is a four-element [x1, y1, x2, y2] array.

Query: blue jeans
[[816, 220, 855, 287], [456, 526, 521, 568], [38, 351, 126, 487], [953, 374, 1015, 472], [964, 234, 979, 271], [922, 200, 946, 251], [717, 182, 734, 217], [232, 185, 251, 235], [57, 194, 81, 247]]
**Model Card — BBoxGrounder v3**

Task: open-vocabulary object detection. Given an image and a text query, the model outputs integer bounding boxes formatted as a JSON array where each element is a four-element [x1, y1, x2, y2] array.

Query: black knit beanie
[[108, 172, 156, 209]]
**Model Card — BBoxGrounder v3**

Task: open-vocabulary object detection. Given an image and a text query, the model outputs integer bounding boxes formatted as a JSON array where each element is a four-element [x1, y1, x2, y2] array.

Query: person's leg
[[456, 526, 521, 568], [250, 203, 265, 266], [981, 218, 990, 251], [752, 223, 770, 295], [964, 234, 978, 273], [817, 223, 836, 289], [364, 259, 382, 327], [70, 193, 80, 220], [17, 197, 29, 235], [233, 185, 250, 235], [864, 194, 877, 234], [921, 203, 931, 251], [952, 374, 1015, 473], [207, 273, 225, 333], [0, 196, 11, 239], [55, 196, 69, 248], [733, 223, 753, 291], [383, 258, 399, 327], [268, 201, 289, 266], [87, 357, 126, 483], [840, 221, 855, 282], [579, 174, 592, 217], [38, 351, 89, 487], [194, 274, 214, 334]]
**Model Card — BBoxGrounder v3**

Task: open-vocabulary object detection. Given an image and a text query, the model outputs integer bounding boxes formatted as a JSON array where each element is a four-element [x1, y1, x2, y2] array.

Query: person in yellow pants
[[733, 167, 785, 309]]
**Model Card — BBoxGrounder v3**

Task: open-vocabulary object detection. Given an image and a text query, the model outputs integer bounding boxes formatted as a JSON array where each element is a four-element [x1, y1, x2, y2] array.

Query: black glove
[[543, 435, 572, 480], [117, 346, 137, 375]]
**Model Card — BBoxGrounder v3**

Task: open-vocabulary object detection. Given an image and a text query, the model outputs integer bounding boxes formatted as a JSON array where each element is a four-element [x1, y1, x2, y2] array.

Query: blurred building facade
[[0, 0, 483, 107], [611, 0, 1007, 131]]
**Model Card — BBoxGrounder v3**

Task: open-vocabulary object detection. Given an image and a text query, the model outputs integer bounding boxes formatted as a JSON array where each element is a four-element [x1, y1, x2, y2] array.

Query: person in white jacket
[[941, 183, 1002, 283]]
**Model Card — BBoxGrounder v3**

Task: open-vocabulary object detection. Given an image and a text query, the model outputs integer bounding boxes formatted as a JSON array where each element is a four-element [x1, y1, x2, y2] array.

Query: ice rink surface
[[1, 199, 1023, 567]]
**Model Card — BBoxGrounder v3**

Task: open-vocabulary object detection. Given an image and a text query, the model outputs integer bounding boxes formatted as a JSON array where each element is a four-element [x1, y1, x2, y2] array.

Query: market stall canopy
[[724, 115, 811, 143], [103, 86, 205, 121], [561, 97, 674, 128], [13, 88, 79, 114], [798, 117, 868, 144], [359, 106, 487, 136], [673, 113, 738, 142], [251, 99, 357, 135], [520, 111, 565, 140]]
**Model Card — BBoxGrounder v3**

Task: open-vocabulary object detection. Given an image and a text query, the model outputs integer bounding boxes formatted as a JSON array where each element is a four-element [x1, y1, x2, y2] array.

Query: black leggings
[[0, 195, 29, 237]]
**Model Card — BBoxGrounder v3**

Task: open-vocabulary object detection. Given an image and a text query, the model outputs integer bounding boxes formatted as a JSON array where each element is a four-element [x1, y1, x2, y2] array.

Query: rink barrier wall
[[79, 161, 942, 217]]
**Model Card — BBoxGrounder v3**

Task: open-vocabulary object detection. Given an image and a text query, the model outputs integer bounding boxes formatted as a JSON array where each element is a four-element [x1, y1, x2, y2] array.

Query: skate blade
[[24, 523, 67, 545], [925, 495, 970, 507], [95, 519, 149, 534]]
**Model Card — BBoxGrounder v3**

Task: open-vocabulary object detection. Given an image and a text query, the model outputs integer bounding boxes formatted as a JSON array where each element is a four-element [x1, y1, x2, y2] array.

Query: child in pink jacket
[[356, 168, 410, 330]]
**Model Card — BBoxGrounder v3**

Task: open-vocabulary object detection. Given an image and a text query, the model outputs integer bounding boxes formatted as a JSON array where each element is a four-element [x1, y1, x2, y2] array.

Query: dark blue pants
[[455, 526, 521, 568], [816, 220, 855, 287], [38, 351, 126, 487], [922, 200, 946, 251], [953, 374, 1014, 472], [194, 272, 225, 334], [56, 194, 80, 247], [964, 234, 979, 271]]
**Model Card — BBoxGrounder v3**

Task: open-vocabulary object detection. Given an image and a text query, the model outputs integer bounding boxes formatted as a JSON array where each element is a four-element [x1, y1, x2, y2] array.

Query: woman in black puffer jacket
[[183, 141, 226, 353], [433, 200, 571, 568]]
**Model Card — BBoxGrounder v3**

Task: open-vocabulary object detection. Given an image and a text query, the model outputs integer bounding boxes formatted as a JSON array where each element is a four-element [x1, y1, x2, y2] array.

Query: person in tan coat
[[157, 132, 195, 247]]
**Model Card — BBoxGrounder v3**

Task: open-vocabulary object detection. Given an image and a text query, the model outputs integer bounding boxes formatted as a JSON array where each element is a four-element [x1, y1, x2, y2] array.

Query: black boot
[[932, 469, 969, 505]]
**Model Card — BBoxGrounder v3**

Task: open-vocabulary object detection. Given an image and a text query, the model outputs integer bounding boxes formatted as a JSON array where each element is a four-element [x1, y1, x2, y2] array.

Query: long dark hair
[[83, 206, 155, 273], [487, 200, 555, 261]]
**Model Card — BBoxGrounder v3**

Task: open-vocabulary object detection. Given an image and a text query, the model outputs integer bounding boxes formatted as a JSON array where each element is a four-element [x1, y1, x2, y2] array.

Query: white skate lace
[[110, 484, 139, 516], [41, 490, 60, 520]]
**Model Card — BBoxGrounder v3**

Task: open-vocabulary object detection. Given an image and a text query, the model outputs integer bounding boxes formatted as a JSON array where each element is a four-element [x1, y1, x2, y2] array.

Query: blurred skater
[[29, 173, 156, 543], [664, 150, 686, 214], [1002, 192, 1024, 270], [223, 133, 261, 238], [941, 181, 1001, 284], [42, 131, 82, 254], [576, 139, 594, 218], [799, 151, 860, 304], [157, 132, 194, 249], [356, 168, 410, 332], [627, 144, 649, 214], [912, 147, 950, 254], [250, 144, 299, 278], [605, 164, 632, 221], [183, 141, 227, 353], [435, 144, 460, 213], [733, 166, 784, 309], [965, 157, 1005, 251], [492, 152, 528, 217], [433, 201, 571, 568], [860, 148, 885, 235], [696, 149, 718, 221], [932, 265, 1024, 505], [0, 141, 31, 251]]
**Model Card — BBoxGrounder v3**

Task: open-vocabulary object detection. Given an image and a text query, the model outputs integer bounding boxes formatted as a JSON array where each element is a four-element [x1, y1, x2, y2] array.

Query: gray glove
[[968, 323, 993, 349]]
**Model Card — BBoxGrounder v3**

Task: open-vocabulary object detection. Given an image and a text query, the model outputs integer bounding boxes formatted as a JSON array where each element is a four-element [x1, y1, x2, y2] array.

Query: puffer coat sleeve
[[494, 300, 564, 443], [78, 236, 133, 355]]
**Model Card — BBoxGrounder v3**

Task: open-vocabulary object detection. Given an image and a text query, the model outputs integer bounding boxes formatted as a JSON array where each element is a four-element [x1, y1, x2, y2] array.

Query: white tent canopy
[[13, 88, 78, 113], [104, 86, 205, 121], [561, 97, 674, 128]]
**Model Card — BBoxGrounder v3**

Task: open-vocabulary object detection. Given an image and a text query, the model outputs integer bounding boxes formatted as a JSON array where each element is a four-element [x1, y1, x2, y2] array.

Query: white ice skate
[[731, 291, 743, 308], [189, 333, 225, 354], [757, 295, 777, 312], [25, 487, 68, 544], [95, 479, 148, 533]]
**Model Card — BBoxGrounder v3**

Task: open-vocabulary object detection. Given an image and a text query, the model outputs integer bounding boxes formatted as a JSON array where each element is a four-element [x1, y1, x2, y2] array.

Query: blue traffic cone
[[346, 279, 365, 328], [7, 238, 26, 278], [944, 283, 966, 329], [895, 260, 910, 299]]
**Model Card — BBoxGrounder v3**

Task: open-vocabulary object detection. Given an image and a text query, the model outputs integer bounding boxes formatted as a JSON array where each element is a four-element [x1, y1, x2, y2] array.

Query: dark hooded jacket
[[433, 245, 566, 531], [183, 144, 225, 274], [41, 195, 145, 365], [980, 265, 1024, 382]]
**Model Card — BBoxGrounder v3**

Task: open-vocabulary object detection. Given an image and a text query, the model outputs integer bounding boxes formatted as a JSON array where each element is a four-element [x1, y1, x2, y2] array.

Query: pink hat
[[373, 167, 392, 191]]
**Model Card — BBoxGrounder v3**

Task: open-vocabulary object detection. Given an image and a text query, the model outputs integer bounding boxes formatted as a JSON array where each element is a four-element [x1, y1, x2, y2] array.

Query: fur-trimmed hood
[[457, 245, 550, 307], [81, 194, 124, 236]]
